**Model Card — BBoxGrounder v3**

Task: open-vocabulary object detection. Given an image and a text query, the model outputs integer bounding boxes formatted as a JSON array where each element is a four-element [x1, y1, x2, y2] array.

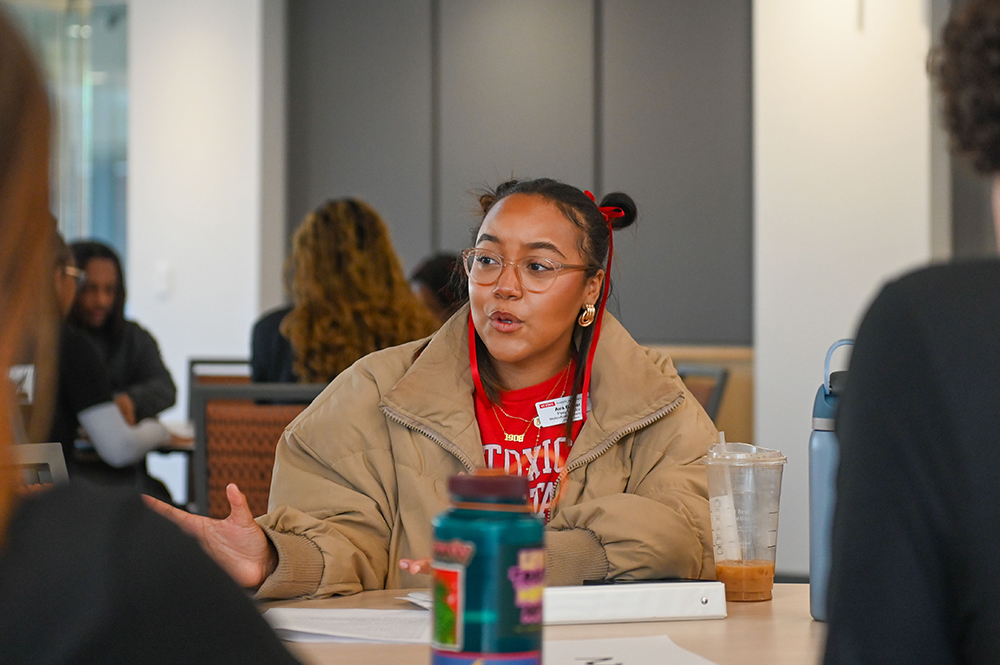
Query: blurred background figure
[[410, 252, 465, 324], [251, 198, 440, 383], [0, 9, 301, 662], [50, 232, 172, 501], [69, 240, 176, 423]]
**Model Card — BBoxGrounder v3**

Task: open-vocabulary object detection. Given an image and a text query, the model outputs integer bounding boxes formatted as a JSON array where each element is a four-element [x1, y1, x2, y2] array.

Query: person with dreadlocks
[[69, 240, 177, 424], [149, 178, 716, 598], [251, 198, 440, 383]]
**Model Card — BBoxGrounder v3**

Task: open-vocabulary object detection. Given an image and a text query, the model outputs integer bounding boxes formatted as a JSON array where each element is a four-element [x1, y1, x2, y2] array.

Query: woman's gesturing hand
[[143, 483, 278, 589], [399, 557, 432, 575]]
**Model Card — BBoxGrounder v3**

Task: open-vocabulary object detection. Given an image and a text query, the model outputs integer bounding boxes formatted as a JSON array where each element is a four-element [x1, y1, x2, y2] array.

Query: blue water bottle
[[808, 339, 852, 622]]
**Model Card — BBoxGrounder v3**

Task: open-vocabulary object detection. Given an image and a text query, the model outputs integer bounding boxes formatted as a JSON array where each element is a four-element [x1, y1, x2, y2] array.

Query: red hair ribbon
[[584, 190, 625, 224], [572, 191, 618, 439]]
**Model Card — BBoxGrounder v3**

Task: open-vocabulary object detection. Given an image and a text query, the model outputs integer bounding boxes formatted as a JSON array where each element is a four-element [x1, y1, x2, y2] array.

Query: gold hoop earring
[[578, 303, 596, 327]]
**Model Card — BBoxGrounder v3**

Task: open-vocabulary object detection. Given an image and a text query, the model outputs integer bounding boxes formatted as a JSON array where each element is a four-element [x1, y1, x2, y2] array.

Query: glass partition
[[4, 0, 128, 257]]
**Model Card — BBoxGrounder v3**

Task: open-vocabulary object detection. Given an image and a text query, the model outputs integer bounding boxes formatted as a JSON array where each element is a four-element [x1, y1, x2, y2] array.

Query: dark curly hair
[[932, 0, 1000, 173]]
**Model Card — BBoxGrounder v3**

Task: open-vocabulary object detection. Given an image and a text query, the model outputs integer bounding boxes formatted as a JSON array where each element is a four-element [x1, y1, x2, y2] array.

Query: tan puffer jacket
[[255, 305, 717, 599]]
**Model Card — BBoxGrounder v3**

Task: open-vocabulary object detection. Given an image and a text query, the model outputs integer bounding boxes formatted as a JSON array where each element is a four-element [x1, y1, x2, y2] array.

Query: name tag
[[535, 394, 591, 428]]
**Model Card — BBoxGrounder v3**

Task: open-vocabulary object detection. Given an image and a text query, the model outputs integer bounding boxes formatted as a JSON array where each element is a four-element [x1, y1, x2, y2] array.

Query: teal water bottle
[[809, 339, 852, 621], [431, 472, 544, 665]]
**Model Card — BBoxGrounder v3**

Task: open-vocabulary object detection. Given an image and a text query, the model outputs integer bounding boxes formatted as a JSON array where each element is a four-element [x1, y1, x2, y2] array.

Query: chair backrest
[[189, 382, 326, 518], [13, 442, 69, 486], [187, 358, 252, 420], [676, 363, 729, 422]]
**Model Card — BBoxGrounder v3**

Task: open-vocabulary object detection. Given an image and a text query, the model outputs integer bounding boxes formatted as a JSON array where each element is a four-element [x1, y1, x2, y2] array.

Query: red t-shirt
[[475, 363, 578, 518]]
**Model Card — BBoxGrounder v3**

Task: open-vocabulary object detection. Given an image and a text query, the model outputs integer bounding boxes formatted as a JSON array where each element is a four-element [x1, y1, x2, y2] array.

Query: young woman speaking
[[151, 178, 718, 598]]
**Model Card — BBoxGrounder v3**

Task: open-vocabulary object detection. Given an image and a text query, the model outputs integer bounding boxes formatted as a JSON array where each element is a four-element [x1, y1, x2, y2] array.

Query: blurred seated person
[[824, 2, 1000, 662], [69, 240, 176, 424], [410, 252, 465, 323], [50, 232, 172, 501], [251, 198, 440, 383], [0, 11, 300, 663]]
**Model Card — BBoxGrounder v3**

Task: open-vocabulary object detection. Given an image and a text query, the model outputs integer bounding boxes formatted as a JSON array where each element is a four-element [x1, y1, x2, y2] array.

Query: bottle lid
[[449, 470, 528, 502]]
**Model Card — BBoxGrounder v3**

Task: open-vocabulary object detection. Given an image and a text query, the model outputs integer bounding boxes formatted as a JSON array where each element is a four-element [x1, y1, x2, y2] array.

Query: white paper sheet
[[399, 591, 432, 610], [263, 608, 430, 644], [545, 635, 717, 665], [265, 607, 719, 665]]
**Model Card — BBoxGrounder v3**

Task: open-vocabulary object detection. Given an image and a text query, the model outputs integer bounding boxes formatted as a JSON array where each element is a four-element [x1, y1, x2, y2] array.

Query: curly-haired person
[[824, 1, 1000, 663], [251, 198, 440, 383]]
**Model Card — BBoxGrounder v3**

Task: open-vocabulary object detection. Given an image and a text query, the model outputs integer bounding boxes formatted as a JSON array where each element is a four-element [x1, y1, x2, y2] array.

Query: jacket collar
[[380, 303, 684, 467]]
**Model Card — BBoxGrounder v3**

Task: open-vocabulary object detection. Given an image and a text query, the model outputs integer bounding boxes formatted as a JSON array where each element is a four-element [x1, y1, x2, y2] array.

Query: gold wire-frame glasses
[[461, 248, 593, 294]]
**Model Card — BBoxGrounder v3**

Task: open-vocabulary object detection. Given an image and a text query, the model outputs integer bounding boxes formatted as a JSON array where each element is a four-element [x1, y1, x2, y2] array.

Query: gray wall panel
[[603, 1, 752, 344], [438, 0, 595, 249], [286, 0, 753, 345], [286, 1, 433, 272]]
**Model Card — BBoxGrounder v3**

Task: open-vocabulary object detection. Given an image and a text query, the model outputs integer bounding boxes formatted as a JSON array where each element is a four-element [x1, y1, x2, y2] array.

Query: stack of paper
[[263, 608, 429, 644]]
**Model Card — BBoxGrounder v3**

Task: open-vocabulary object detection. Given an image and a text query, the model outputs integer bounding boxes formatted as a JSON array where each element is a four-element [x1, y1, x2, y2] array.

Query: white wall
[[754, 1, 950, 576], [128, 0, 285, 498]]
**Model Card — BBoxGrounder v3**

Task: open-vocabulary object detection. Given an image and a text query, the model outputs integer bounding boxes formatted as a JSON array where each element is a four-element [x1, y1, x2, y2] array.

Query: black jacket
[[251, 305, 297, 383], [0, 485, 301, 664], [80, 320, 176, 420], [825, 259, 1000, 665]]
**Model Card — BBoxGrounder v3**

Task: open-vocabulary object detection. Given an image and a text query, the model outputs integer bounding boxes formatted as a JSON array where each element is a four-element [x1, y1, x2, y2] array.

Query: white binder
[[543, 581, 727, 625]]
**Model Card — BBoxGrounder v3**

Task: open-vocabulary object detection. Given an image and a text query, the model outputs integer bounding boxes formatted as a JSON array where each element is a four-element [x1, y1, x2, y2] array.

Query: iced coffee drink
[[703, 441, 786, 602]]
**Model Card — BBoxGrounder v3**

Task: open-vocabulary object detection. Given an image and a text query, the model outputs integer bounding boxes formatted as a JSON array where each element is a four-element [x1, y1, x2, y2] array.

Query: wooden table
[[266, 583, 825, 665]]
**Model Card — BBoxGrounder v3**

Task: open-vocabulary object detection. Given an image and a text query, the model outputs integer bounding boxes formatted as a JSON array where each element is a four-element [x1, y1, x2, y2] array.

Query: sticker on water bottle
[[432, 539, 476, 652], [507, 548, 544, 626]]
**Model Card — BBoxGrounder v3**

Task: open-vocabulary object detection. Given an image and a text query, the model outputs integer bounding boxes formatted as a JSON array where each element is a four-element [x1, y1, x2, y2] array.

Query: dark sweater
[[824, 259, 1000, 665], [48, 323, 171, 501], [81, 320, 176, 421], [251, 305, 297, 383], [0, 484, 301, 664], [49, 323, 114, 466]]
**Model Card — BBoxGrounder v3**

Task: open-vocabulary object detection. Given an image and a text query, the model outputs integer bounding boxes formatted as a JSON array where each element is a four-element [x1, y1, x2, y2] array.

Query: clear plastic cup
[[702, 442, 786, 602]]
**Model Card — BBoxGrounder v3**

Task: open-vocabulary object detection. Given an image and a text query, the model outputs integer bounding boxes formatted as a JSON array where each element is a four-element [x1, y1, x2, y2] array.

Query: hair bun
[[599, 192, 638, 230]]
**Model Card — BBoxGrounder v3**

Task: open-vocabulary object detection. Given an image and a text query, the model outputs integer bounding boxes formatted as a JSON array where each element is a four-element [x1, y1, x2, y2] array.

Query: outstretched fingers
[[142, 494, 206, 539]]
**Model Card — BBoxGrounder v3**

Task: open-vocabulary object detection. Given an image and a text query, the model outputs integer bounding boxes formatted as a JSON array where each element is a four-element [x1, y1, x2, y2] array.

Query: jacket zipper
[[550, 393, 686, 520], [384, 393, 685, 519], [380, 405, 478, 472]]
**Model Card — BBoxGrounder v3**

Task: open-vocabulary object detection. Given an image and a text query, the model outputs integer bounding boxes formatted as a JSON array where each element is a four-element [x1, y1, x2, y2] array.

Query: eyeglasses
[[63, 266, 87, 286], [461, 248, 593, 294]]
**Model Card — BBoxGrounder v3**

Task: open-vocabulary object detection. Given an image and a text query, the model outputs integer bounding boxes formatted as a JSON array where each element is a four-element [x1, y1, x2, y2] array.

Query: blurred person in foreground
[[251, 198, 440, 382], [824, 1, 1000, 662], [410, 252, 465, 324], [0, 11, 300, 663], [69, 240, 176, 424]]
